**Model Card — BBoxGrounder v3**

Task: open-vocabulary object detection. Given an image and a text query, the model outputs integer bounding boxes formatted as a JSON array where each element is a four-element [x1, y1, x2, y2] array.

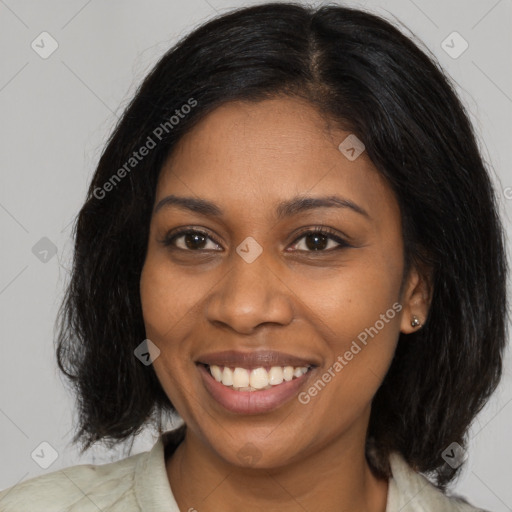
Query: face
[[140, 96, 427, 469]]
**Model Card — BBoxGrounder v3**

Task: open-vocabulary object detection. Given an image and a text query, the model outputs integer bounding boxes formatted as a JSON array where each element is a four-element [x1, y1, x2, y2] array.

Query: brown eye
[[289, 228, 350, 252], [303, 232, 330, 251], [162, 229, 222, 251]]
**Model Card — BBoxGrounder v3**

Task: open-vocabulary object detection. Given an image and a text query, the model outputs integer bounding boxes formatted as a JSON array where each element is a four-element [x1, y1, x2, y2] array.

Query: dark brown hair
[[56, 2, 508, 489]]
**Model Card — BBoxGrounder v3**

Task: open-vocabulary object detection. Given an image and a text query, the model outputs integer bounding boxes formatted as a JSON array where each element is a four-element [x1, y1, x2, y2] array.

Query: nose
[[205, 250, 294, 334]]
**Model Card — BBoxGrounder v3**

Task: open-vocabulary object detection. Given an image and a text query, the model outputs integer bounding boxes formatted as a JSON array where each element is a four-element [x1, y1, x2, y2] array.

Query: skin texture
[[139, 96, 432, 512]]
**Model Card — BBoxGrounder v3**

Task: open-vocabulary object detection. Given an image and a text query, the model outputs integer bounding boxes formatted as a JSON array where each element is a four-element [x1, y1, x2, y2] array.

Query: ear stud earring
[[411, 316, 421, 328]]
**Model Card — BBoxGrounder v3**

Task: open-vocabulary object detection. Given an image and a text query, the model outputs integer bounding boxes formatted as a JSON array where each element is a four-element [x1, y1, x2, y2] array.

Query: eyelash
[[160, 226, 352, 253]]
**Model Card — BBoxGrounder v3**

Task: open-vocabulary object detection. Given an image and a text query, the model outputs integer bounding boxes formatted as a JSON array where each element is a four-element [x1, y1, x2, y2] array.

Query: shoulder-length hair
[[56, 2, 508, 489]]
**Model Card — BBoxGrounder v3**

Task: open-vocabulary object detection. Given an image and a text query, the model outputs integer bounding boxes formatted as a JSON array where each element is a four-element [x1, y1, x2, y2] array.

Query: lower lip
[[197, 364, 314, 415]]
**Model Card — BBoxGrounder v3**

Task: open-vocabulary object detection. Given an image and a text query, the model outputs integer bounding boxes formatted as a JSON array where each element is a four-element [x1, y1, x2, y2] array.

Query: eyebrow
[[153, 194, 370, 219]]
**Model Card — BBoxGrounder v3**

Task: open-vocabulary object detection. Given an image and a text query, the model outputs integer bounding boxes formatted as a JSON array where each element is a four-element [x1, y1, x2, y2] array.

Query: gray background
[[1, 0, 511, 510]]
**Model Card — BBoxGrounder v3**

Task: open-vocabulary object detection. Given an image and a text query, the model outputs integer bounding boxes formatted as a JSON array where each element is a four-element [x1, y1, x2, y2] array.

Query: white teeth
[[283, 366, 294, 381], [221, 367, 233, 386], [210, 364, 222, 382], [249, 368, 268, 389], [293, 367, 308, 378], [268, 366, 284, 385], [232, 367, 250, 388], [208, 364, 310, 391]]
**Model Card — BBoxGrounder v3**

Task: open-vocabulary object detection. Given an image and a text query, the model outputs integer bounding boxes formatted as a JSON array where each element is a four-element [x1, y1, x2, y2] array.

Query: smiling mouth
[[199, 363, 313, 391]]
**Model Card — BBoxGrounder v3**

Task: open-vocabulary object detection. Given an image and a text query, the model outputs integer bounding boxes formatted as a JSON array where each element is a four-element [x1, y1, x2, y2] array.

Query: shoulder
[[388, 452, 489, 512], [0, 450, 147, 512]]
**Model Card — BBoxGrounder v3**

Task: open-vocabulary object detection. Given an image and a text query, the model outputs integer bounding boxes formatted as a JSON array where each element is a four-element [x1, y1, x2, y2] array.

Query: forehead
[[155, 96, 397, 222]]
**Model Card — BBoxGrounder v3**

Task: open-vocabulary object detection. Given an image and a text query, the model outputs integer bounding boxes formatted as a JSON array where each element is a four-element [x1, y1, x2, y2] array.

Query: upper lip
[[196, 350, 318, 369]]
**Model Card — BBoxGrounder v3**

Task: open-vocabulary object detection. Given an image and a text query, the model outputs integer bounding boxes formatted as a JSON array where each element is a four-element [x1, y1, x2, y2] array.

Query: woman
[[0, 3, 507, 511]]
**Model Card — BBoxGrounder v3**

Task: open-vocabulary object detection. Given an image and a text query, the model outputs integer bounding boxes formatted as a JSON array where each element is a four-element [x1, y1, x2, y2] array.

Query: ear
[[399, 262, 433, 334]]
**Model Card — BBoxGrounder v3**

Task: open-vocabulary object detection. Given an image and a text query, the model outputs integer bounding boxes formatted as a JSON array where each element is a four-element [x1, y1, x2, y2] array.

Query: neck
[[165, 421, 389, 512]]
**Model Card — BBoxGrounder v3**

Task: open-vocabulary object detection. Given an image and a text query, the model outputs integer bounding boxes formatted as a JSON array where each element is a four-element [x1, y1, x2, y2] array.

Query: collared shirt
[[0, 428, 488, 511]]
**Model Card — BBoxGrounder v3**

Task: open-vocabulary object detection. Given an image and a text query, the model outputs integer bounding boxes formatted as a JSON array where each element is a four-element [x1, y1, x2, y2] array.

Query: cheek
[[302, 255, 402, 340], [296, 309, 400, 450], [139, 252, 209, 365], [139, 259, 192, 399], [139, 252, 199, 339], [140, 258, 198, 416], [140, 258, 169, 335], [299, 258, 402, 400]]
